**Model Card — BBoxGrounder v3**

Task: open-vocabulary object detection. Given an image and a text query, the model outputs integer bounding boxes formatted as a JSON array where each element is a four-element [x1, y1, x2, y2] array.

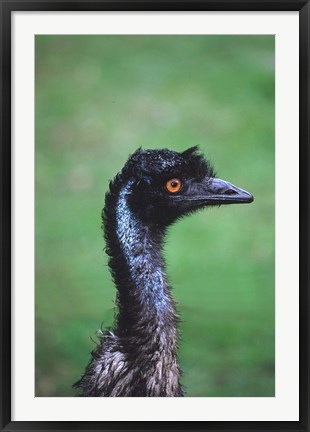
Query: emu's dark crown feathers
[[120, 146, 215, 181]]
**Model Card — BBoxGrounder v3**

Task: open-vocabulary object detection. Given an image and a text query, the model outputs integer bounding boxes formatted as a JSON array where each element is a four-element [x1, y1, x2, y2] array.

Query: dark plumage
[[74, 146, 253, 397]]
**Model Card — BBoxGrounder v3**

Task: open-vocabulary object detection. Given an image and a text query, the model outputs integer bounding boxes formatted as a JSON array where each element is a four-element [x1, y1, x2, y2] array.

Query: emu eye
[[166, 178, 182, 193]]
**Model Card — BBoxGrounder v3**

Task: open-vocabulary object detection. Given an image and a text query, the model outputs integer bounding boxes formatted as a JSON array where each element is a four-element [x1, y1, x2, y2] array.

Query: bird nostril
[[225, 188, 237, 196]]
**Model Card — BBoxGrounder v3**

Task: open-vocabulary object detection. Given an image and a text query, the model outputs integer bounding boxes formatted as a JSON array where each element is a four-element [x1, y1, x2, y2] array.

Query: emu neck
[[108, 179, 177, 338]]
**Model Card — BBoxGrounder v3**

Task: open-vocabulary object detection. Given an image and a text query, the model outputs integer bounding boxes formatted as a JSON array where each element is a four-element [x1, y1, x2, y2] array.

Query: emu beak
[[205, 177, 254, 204]]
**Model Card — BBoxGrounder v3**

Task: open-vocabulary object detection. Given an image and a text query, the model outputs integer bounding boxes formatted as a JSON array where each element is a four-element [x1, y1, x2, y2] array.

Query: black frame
[[1, 1, 309, 431]]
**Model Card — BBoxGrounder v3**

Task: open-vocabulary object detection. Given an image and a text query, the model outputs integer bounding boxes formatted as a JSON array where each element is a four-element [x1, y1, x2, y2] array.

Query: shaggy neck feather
[[102, 177, 179, 346], [115, 180, 171, 319]]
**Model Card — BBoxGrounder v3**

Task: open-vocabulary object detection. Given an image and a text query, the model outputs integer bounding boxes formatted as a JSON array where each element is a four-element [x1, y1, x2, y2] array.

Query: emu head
[[119, 146, 253, 227]]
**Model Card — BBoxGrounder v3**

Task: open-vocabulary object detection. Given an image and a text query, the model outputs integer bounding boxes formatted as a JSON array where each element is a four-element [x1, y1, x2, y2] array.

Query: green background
[[35, 35, 275, 397]]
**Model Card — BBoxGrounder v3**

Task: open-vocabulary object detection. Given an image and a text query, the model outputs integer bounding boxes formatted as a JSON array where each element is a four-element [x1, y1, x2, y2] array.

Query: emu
[[74, 146, 253, 397]]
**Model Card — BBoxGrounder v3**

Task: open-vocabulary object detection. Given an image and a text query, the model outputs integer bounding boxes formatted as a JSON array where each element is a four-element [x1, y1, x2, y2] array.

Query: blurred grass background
[[35, 35, 274, 397]]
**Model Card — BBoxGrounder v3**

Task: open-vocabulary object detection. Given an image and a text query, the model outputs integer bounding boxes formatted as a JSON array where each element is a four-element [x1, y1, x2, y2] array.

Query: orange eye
[[166, 178, 182, 193]]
